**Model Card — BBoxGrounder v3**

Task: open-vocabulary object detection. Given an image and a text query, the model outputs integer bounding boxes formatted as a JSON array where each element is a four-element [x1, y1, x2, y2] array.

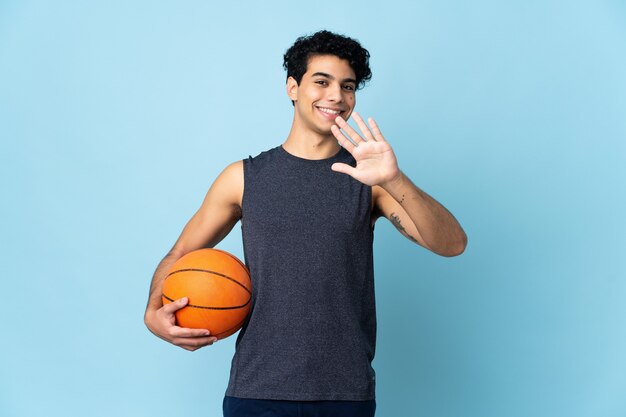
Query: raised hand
[[330, 112, 400, 187]]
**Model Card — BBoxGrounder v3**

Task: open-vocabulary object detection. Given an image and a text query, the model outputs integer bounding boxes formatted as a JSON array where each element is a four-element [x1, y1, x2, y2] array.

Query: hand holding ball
[[162, 248, 252, 340]]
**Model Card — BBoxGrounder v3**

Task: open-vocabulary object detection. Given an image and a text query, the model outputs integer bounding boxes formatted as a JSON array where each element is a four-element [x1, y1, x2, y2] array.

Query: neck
[[282, 117, 341, 160]]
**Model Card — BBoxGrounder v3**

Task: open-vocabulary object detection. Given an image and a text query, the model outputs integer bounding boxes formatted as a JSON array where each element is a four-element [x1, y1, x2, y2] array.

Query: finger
[[178, 336, 218, 350], [161, 297, 189, 314], [331, 125, 357, 153], [331, 162, 358, 178], [351, 112, 376, 142], [367, 117, 387, 142], [170, 325, 213, 339], [334, 115, 365, 144]]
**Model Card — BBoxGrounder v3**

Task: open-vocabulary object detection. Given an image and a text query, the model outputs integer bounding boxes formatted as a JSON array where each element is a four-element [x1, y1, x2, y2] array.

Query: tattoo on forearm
[[399, 193, 405, 204], [390, 212, 419, 244]]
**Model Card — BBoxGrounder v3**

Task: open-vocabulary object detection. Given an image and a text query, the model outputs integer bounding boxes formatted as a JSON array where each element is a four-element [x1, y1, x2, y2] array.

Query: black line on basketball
[[166, 268, 251, 294], [162, 293, 251, 310]]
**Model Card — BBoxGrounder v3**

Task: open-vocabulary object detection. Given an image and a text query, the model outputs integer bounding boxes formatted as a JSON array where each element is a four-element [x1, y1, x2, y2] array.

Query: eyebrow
[[311, 72, 357, 85]]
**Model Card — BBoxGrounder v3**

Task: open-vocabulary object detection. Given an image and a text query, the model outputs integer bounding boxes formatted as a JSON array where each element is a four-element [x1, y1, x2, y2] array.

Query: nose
[[326, 82, 344, 103]]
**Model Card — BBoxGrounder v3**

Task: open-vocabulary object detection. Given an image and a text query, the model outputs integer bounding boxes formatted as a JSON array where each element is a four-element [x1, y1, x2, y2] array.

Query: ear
[[286, 76, 299, 102]]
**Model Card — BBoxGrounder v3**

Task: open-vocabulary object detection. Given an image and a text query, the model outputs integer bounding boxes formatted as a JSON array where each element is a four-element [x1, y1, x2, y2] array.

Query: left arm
[[331, 112, 467, 257], [373, 173, 467, 257]]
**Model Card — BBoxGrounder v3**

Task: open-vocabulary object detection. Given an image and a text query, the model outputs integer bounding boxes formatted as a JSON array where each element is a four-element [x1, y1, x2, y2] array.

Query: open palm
[[330, 112, 400, 187]]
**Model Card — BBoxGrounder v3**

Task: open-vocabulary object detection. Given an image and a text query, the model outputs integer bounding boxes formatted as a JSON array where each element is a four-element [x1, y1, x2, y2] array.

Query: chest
[[242, 169, 372, 239]]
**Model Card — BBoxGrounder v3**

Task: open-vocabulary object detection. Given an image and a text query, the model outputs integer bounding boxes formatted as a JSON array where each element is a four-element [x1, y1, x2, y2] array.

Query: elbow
[[436, 233, 468, 257]]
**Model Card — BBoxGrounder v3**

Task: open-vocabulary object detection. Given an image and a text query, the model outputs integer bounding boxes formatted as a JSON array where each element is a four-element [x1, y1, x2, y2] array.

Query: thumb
[[331, 162, 357, 177], [162, 296, 188, 314]]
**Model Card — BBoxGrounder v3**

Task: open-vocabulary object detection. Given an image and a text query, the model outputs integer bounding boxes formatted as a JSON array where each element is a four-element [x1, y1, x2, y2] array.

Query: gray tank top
[[225, 145, 376, 401]]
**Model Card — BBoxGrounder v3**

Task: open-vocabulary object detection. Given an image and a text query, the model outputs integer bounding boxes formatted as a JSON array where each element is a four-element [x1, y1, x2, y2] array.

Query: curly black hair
[[283, 30, 372, 90]]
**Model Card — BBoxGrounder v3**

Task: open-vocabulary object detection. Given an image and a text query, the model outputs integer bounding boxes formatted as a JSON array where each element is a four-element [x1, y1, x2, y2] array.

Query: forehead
[[304, 54, 356, 80]]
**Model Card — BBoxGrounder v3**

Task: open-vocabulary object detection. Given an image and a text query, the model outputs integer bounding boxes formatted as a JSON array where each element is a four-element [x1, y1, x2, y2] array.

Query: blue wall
[[1, 1, 625, 416]]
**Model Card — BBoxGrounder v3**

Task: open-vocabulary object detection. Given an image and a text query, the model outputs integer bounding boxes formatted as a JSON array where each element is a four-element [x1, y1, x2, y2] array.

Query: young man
[[144, 30, 467, 417]]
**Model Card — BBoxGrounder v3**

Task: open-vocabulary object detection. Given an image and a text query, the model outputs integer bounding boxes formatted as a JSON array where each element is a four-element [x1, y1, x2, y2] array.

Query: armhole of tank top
[[369, 185, 376, 232], [241, 157, 251, 224]]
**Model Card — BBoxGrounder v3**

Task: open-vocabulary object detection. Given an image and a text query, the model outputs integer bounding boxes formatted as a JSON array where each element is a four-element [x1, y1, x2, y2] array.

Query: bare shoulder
[[206, 160, 244, 210], [169, 160, 244, 253], [219, 160, 244, 184]]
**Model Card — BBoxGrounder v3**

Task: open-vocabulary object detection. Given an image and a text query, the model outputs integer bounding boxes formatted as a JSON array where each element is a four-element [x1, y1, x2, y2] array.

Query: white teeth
[[318, 107, 341, 115]]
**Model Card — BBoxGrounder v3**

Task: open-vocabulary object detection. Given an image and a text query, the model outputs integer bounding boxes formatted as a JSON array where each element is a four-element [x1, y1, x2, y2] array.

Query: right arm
[[144, 160, 244, 351]]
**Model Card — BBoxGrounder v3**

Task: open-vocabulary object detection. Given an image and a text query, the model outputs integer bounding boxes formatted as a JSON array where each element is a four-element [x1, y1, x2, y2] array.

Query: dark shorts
[[223, 396, 376, 417]]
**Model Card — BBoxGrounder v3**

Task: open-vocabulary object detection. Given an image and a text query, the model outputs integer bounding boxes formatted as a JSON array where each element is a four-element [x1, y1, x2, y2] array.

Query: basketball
[[162, 248, 252, 340]]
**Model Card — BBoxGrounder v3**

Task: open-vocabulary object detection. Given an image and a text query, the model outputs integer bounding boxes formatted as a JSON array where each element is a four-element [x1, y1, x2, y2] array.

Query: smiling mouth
[[316, 106, 345, 117]]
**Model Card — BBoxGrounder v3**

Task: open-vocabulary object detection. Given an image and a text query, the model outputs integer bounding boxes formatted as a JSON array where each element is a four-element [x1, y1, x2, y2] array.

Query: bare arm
[[332, 112, 467, 257], [144, 160, 243, 350], [373, 175, 467, 256]]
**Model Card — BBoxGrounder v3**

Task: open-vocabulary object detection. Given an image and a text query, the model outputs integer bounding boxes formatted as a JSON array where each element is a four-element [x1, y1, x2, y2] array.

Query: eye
[[315, 80, 328, 86], [343, 84, 355, 91]]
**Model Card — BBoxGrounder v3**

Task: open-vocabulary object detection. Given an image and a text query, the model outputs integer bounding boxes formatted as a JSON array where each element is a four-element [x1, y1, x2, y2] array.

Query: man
[[145, 30, 467, 417]]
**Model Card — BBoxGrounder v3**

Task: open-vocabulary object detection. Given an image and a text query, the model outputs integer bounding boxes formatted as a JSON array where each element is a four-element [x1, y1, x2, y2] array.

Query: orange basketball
[[162, 248, 252, 340]]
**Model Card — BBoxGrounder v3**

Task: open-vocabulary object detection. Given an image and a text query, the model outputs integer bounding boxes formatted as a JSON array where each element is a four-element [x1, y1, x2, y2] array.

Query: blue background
[[1, 1, 625, 416]]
